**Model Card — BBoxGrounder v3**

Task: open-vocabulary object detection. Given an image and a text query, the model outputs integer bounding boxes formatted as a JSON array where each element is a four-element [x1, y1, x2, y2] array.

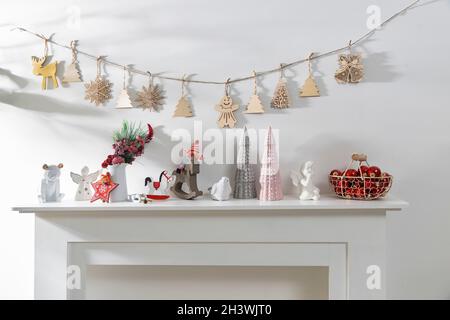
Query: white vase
[[109, 163, 129, 202]]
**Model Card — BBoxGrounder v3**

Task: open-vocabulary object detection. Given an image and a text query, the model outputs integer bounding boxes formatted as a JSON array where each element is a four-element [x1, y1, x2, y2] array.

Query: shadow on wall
[[362, 50, 400, 83]]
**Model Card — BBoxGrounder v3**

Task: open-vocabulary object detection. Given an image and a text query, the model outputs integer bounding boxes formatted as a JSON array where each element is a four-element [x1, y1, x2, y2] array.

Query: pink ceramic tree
[[259, 126, 283, 201]]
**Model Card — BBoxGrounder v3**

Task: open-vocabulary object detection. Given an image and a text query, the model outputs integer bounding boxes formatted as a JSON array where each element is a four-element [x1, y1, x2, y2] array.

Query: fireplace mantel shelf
[[12, 195, 407, 213]]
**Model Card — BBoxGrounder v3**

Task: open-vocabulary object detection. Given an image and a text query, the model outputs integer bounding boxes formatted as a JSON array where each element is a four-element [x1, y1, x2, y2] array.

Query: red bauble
[[359, 165, 369, 177], [368, 166, 381, 177], [345, 169, 358, 177], [330, 169, 343, 177]]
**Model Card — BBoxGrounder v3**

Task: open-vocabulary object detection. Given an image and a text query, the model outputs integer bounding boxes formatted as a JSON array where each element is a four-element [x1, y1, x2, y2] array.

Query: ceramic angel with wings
[[70, 166, 100, 201], [291, 161, 320, 201]]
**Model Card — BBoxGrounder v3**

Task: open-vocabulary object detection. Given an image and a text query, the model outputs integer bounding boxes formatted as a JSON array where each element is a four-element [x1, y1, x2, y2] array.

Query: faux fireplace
[[13, 195, 407, 300]]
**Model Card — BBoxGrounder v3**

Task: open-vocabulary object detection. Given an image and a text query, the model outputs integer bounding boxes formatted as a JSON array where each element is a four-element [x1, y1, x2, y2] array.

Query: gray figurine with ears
[[40, 163, 64, 203]]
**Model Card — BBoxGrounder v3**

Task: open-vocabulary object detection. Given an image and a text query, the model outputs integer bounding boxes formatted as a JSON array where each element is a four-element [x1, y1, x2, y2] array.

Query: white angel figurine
[[291, 161, 320, 200], [209, 177, 232, 201], [70, 166, 100, 201]]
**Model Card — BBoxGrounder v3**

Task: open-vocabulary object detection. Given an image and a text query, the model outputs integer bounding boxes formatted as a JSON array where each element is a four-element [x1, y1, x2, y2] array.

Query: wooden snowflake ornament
[[85, 57, 112, 106], [136, 72, 165, 111]]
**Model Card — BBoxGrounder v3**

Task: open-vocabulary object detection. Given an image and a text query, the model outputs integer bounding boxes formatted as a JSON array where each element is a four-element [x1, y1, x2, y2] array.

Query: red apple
[[368, 166, 381, 177]]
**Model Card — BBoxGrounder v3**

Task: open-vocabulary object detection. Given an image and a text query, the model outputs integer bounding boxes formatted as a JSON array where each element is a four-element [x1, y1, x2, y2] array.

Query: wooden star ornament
[[135, 83, 165, 111], [90, 172, 118, 203]]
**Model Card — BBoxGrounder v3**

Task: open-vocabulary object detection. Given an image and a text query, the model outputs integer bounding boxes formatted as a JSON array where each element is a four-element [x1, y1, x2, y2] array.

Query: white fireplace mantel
[[13, 195, 407, 300]]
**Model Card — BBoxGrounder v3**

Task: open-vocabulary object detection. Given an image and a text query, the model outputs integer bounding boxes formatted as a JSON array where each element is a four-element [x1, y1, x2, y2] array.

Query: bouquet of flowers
[[102, 121, 153, 168]]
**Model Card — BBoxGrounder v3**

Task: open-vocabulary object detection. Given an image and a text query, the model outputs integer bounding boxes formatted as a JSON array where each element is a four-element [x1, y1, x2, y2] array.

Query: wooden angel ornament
[[335, 41, 364, 84], [70, 166, 100, 201], [216, 80, 239, 128], [31, 37, 58, 90], [62, 40, 82, 83]]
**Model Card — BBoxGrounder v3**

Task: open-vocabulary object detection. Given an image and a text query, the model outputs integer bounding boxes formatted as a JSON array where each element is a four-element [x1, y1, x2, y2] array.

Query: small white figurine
[[209, 177, 232, 201], [70, 166, 100, 201], [40, 163, 64, 203], [144, 170, 174, 200], [291, 161, 320, 200]]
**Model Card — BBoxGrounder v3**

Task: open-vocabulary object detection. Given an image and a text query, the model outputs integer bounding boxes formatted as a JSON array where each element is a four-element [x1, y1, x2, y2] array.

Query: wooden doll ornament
[[271, 64, 290, 109], [244, 71, 265, 114], [216, 79, 239, 128], [62, 40, 82, 83], [335, 40, 364, 84], [85, 56, 113, 106], [116, 66, 133, 109], [299, 53, 320, 97], [173, 76, 193, 117], [31, 36, 58, 90]]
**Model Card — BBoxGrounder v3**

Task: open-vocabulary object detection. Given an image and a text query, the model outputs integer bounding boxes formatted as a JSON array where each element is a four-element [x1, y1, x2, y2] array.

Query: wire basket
[[328, 154, 393, 200]]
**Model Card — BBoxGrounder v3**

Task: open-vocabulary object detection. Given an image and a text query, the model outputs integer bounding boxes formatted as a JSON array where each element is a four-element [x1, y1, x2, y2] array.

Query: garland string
[[11, 0, 420, 86]]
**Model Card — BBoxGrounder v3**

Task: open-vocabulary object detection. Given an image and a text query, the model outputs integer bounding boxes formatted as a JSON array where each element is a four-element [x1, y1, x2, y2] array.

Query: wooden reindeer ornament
[[31, 37, 58, 90]]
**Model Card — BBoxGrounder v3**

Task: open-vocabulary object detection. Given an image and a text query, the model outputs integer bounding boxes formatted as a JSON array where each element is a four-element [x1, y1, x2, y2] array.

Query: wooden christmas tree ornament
[[31, 37, 58, 90], [62, 40, 82, 83], [173, 77, 193, 117], [271, 64, 290, 109], [84, 57, 113, 106], [135, 71, 165, 111], [244, 71, 265, 114], [216, 79, 239, 128], [299, 53, 320, 97], [335, 40, 364, 84], [116, 66, 133, 109]]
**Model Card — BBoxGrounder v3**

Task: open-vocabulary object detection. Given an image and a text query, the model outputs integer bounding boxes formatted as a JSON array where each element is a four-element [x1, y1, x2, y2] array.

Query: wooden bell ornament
[[62, 40, 82, 83], [173, 75, 193, 117], [335, 40, 364, 84], [244, 71, 265, 114], [31, 35, 58, 90], [299, 53, 320, 97]]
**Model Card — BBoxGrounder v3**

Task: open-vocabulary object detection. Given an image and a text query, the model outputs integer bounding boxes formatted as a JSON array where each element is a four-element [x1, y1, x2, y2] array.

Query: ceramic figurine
[[209, 177, 232, 201], [144, 170, 174, 200], [40, 163, 64, 203], [291, 161, 320, 200], [70, 166, 100, 201], [259, 126, 283, 201], [234, 127, 257, 199]]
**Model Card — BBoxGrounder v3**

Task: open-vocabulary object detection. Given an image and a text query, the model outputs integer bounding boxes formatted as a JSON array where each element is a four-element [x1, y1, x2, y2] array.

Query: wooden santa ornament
[[173, 77, 193, 117], [299, 53, 320, 97], [216, 79, 239, 128], [62, 40, 82, 83], [244, 71, 265, 114]]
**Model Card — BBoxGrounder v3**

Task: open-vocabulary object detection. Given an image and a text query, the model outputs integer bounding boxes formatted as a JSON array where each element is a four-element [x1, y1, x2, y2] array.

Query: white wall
[[0, 0, 449, 299]]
